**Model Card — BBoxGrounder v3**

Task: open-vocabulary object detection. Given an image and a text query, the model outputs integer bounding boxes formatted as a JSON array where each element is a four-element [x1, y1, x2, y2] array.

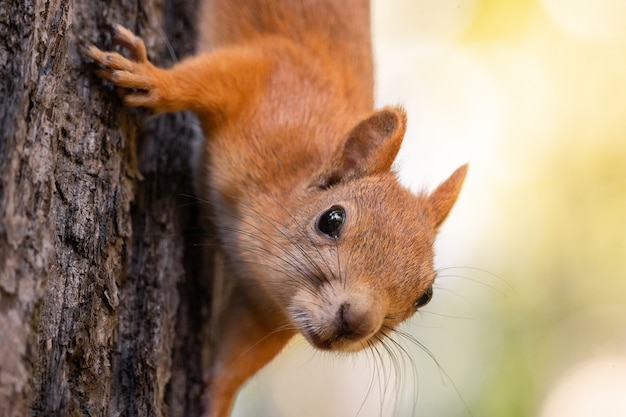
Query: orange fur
[[87, 2, 467, 416]]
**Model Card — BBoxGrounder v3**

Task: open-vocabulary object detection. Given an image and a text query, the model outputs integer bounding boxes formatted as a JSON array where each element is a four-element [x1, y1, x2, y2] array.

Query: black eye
[[316, 206, 346, 238], [414, 286, 433, 309]]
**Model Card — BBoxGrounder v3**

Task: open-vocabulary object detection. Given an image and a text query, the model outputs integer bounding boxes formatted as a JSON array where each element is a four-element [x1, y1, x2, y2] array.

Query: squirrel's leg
[[203, 287, 295, 417], [86, 24, 272, 122]]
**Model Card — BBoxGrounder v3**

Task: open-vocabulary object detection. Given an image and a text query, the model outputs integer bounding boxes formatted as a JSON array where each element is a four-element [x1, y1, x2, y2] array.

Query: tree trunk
[[0, 0, 214, 416]]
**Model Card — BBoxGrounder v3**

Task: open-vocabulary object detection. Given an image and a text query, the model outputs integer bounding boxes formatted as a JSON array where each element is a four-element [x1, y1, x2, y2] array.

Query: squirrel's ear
[[313, 106, 407, 188], [428, 164, 468, 228]]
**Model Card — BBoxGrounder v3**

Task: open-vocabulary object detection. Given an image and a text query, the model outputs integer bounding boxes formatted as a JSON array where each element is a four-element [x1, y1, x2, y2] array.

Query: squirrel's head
[[240, 107, 467, 352]]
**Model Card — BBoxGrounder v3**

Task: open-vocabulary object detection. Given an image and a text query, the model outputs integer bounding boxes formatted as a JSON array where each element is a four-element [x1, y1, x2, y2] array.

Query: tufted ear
[[428, 164, 468, 228], [313, 106, 407, 188]]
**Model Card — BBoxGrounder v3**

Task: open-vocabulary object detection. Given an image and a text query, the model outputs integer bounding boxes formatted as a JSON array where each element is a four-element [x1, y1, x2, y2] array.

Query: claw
[[85, 44, 103, 62], [124, 90, 159, 107], [87, 45, 136, 71], [110, 24, 148, 62], [95, 68, 115, 81]]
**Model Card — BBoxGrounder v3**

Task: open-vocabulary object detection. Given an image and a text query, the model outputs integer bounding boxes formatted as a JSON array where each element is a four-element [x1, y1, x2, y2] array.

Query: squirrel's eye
[[316, 206, 346, 238], [414, 286, 433, 309]]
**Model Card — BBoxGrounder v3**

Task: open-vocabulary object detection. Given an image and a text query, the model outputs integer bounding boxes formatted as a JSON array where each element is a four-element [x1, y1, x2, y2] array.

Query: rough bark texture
[[0, 0, 213, 416]]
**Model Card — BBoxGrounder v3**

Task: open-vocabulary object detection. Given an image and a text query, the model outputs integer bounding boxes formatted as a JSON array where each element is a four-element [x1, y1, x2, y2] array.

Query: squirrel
[[86, 1, 467, 416]]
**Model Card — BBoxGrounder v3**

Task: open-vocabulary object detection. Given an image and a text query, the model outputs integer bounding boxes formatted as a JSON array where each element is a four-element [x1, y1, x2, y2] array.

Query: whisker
[[383, 334, 419, 417], [256, 199, 341, 289], [355, 342, 381, 417], [436, 266, 516, 295], [388, 326, 475, 417], [217, 223, 324, 296], [432, 285, 476, 306], [220, 202, 334, 290], [417, 310, 476, 321], [376, 337, 403, 417], [158, 26, 178, 62], [229, 323, 299, 365]]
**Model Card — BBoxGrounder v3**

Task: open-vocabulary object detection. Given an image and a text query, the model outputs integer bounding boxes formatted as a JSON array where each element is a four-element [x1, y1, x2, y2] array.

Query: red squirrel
[[87, 1, 467, 416]]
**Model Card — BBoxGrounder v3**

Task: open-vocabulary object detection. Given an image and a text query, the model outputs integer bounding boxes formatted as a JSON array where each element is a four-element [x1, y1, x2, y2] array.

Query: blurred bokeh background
[[232, 1, 626, 416]]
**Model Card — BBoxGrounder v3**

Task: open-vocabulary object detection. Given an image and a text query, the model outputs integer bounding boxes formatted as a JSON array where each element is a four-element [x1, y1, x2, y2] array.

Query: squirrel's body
[[87, 1, 467, 416], [193, 0, 374, 202]]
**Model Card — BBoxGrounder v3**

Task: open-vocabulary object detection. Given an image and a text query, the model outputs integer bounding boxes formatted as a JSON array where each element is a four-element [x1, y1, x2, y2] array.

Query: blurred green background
[[233, 1, 626, 416]]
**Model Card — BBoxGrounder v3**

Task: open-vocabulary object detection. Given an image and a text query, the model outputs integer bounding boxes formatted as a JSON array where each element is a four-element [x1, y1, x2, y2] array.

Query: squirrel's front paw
[[86, 24, 165, 109]]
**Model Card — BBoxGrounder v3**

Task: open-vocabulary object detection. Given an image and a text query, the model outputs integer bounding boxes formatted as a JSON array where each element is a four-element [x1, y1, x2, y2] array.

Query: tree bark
[[0, 0, 213, 416]]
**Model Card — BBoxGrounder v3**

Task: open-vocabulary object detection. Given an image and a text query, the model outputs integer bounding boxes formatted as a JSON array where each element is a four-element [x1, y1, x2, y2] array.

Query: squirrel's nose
[[335, 302, 375, 340]]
